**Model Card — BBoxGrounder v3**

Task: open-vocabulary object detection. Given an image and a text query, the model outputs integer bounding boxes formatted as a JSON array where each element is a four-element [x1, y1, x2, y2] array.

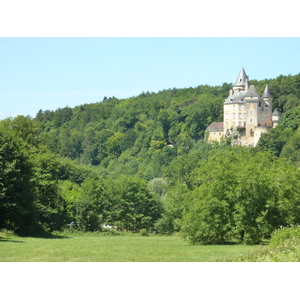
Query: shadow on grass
[[0, 238, 25, 243], [18, 232, 70, 239]]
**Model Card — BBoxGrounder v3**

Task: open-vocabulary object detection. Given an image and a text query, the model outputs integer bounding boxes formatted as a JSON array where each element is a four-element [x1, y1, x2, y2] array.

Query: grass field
[[0, 232, 263, 262]]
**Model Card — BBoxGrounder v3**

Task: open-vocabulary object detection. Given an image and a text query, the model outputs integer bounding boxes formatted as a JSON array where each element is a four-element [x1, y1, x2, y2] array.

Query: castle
[[206, 68, 282, 147]]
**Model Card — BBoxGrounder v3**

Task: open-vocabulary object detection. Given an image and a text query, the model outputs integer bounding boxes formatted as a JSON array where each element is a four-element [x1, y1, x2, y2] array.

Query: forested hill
[[2, 72, 300, 243], [33, 83, 229, 168], [33, 72, 300, 174]]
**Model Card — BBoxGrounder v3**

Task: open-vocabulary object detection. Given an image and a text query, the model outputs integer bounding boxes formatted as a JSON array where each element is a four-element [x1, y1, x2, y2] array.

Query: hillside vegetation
[[1, 72, 300, 245]]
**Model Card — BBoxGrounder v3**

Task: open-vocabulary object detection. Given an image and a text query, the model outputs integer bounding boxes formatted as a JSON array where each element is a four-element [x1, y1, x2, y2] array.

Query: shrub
[[0, 229, 15, 238], [139, 229, 149, 236], [269, 225, 300, 248]]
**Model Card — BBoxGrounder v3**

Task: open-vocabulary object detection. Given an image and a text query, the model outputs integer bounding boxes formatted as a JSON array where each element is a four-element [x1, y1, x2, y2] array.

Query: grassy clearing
[[0, 232, 261, 262]]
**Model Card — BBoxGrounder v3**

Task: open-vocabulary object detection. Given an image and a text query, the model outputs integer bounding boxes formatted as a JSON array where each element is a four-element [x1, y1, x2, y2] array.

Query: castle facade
[[206, 68, 281, 147]]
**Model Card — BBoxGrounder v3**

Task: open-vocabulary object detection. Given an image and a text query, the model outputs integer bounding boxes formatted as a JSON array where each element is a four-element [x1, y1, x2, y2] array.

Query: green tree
[[104, 176, 163, 232], [0, 129, 35, 232], [31, 152, 66, 231], [181, 147, 300, 245], [0, 115, 40, 147]]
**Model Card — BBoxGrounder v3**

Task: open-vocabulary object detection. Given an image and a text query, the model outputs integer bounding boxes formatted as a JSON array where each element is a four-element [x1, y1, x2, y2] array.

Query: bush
[[154, 215, 174, 235], [139, 229, 149, 236], [269, 225, 300, 248], [0, 229, 15, 238], [233, 225, 300, 261]]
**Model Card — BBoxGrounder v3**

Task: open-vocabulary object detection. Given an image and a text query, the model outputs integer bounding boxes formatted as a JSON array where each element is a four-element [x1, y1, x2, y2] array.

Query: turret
[[232, 67, 250, 92], [272, 109, 282, 128], [262, 84, 272, 107]]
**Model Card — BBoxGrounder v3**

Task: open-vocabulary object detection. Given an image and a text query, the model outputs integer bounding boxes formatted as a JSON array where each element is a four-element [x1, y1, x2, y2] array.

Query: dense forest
[[1, 72, 300, 244]]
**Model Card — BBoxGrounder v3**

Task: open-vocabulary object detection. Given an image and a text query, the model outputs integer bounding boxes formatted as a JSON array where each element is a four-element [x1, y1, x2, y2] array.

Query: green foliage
[[181, 147, 300, 245], [257, 105, 300, 160], [268, 225, 300, 248], [104, 176, 163, 232], [0, 115, 40, 147], [0, 128, 35, 231], [234, 225, 300, 262], [139, 229, 149, 236]]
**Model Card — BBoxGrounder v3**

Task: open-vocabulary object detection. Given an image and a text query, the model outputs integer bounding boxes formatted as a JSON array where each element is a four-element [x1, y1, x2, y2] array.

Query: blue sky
[[1, 37, 300, 120]]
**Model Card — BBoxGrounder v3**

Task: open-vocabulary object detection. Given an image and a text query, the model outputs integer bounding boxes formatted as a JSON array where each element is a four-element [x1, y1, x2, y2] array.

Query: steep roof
[[262, 84, 272, 98], [272, 109, 281, 115], [206, 122, 224, 131], [234, 67, 249, 87], [245, 85, 259, 97], [224, 90, 247, 103]]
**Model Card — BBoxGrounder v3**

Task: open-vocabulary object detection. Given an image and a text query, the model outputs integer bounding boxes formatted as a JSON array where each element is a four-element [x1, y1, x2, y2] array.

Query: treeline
[[0, 117, 162, 234], [2, 72, 300, 244]]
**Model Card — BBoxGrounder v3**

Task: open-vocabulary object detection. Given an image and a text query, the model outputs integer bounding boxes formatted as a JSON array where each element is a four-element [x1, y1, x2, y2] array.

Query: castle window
[[239, 113, 242, 119], [244, 113, 246, 119], [250, 111, 253, 115], [233, 113, 236, 119], [239, 105, 242, 110], [233, 121, 235, 126], [250, 119, 252, 124], [239, 121, 242, 126], [244, 105, 246, 110], [226, 122, 229, 127], [233, 105, 236, 110]]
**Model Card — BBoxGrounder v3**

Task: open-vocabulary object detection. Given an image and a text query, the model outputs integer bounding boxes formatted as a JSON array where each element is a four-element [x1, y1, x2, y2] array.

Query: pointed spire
[[262, 84, 272, 98], [234, 67, 249, 87]]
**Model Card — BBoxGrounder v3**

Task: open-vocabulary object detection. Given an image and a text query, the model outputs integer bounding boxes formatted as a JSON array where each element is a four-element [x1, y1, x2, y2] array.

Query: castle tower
[[262, 84, 272, 102], [232, 67, 250, 92], [245, 85, 259, 146], [224, 68, 249, 137], [207, 68, 281, 146], [261, 84, 273, 127]]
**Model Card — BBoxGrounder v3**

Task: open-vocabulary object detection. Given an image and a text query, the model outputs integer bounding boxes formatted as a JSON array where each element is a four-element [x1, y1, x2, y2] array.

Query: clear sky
[[1, 0, 300, 120], [1, 37, 300, 120]]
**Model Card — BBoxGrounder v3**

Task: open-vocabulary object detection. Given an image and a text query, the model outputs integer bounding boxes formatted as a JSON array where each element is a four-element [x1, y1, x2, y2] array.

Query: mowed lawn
[[0, 234, 263, 262]]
